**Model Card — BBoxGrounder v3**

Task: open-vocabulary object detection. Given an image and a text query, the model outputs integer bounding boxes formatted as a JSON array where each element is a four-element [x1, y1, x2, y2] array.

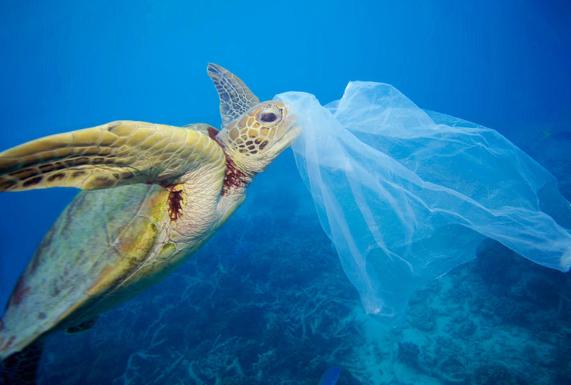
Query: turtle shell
[[0, 183, 167, 359]]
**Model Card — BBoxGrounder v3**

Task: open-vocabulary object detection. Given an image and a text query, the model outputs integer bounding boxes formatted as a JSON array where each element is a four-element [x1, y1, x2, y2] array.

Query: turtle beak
[[271, 113, 301, 157]]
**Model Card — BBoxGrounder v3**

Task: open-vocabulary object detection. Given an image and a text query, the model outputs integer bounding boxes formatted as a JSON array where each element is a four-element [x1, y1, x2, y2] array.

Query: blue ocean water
[[1, 1, 570, 384]]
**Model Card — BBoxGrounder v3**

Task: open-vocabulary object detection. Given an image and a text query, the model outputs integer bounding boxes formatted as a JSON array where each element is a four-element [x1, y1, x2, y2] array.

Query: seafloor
[[30, 133, 571, 385]]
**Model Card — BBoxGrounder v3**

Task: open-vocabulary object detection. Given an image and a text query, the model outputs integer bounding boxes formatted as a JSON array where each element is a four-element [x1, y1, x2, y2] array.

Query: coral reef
[[20, 155, 571, 385]]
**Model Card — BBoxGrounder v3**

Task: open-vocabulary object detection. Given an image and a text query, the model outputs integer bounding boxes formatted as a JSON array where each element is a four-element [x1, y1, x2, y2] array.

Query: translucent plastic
[[276, 82, 571, 319]]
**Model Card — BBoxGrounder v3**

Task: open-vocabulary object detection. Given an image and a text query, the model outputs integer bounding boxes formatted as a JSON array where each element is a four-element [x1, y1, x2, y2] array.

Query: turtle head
[[207, 63, 299, 175], [217, 101, 298, 174]]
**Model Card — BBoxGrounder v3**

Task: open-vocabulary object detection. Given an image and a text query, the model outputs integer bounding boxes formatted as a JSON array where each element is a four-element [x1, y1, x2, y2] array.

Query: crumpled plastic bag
[[276, 81, 571, 318]]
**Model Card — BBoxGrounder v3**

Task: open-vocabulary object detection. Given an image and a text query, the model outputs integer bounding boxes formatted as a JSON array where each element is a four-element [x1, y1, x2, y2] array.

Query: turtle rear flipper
[[1, 339, 43, 385], [0, 120, 225, 192], [65, 318, 97, 334]]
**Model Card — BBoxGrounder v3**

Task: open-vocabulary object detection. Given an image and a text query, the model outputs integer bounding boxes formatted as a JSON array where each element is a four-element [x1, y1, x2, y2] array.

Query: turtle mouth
[[271, 114, 301, 152]]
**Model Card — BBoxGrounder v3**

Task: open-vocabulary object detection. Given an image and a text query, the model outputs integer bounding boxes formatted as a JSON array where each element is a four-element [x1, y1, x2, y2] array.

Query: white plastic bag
[[276, 82, 571, 318]]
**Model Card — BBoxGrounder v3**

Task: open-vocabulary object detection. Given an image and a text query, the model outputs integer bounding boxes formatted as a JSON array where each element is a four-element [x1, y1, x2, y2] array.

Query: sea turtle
[[0, 64, 299, 383]]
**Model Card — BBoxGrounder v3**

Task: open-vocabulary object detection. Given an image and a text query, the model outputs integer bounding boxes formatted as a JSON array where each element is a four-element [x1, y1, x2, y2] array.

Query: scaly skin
[[0, 64, 299, 360], [0, 124, 229, 359]]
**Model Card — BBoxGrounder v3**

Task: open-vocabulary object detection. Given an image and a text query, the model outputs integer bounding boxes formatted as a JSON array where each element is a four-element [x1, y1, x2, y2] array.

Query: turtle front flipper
[[0, 120, 225, 192], [207, 63, 259, 127]]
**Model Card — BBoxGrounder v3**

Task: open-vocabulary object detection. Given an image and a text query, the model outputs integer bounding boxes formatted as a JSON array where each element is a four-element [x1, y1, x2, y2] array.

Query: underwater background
[[1, 0, 570, 384]]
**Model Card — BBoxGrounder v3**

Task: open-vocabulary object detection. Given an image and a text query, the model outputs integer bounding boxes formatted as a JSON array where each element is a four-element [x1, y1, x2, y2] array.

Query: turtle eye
[[259, 112, 278, 123]]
